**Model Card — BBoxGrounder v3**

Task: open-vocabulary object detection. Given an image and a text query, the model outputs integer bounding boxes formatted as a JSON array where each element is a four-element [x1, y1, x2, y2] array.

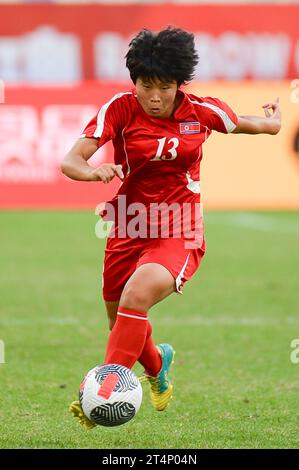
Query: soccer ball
[[79, 364, 142, 427]]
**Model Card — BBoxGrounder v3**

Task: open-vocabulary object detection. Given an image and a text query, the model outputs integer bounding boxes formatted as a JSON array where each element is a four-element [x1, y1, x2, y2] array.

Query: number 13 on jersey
[[150, 137, 179, 161]]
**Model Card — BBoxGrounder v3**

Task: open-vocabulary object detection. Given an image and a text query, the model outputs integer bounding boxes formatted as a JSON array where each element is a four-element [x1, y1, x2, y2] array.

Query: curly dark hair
[[125, 27, 198, 86]]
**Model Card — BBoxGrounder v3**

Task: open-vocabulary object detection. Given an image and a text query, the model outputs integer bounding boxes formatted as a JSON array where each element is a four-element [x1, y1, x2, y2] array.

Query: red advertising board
[[0, 4, 298, 82], [0, 82, 125, 209]]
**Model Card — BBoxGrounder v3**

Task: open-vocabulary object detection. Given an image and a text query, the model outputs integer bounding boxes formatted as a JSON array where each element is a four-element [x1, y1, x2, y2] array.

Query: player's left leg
[[105, 301, 119, 330]]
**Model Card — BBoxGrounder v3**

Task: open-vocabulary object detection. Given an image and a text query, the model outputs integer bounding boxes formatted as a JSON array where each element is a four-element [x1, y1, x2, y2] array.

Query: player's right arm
[[61, 93, 129, 183], [61, 137, 124, 184]]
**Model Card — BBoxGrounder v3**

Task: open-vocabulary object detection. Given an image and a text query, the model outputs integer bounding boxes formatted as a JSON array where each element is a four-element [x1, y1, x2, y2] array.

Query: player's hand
[[262, 97, 280, 118], [262, 96, 281, 121], [87, 163, 124, 184], [262, 97, 281, 134]]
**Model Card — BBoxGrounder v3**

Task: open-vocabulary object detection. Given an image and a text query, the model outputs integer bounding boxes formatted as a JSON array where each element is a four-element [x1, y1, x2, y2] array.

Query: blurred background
[[0, 0, 298, 209]]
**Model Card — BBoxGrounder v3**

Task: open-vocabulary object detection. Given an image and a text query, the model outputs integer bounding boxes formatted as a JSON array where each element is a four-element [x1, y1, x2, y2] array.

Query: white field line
[[206, 213, 299, 235], [1, 315, 298, 328]]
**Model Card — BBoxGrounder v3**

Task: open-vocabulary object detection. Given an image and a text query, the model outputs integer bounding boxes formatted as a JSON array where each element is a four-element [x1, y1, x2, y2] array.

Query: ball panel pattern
[[94, 364, 139, 392], [90, 402, 136, 426]]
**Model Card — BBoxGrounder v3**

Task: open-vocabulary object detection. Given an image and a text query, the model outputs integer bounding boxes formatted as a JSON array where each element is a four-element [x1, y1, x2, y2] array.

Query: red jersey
[[81, 88, 238, 242]]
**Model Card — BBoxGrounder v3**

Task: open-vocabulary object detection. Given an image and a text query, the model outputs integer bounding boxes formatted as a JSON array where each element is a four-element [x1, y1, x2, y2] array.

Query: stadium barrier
[[0, 81, 298, 210]]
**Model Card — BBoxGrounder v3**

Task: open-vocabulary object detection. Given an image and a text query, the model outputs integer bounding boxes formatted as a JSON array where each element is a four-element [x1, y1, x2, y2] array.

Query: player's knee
[[119, 284, 151, 311]]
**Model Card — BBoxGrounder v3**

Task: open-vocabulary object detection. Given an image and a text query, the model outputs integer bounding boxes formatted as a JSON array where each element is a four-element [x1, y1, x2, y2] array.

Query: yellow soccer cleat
[[69, 400, 96, 430], [139, 343, 175, 412]]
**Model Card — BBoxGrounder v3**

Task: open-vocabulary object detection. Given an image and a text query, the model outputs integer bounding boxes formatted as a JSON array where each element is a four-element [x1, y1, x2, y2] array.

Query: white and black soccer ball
[[79, 364, 142, 427]]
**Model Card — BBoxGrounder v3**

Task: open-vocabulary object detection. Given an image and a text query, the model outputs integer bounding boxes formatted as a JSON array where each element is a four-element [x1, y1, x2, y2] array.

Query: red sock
[[138, 321, 162, 377], [104, 306, 148, 368]]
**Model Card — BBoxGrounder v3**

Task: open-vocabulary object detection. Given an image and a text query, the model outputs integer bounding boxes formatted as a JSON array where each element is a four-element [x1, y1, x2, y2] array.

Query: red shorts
[[102, 236, 206, 302]]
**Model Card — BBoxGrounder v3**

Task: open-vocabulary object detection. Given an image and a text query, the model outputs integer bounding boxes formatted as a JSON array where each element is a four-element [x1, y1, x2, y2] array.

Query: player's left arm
[[232, 97, 281, 135]]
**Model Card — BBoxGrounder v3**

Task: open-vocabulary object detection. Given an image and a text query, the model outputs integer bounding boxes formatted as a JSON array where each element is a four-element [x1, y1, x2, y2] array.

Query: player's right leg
[[105, 262, 176, 411], [104, 262, 175, 367], [104, 299, 175, 409], [104, 298, 175, 411]]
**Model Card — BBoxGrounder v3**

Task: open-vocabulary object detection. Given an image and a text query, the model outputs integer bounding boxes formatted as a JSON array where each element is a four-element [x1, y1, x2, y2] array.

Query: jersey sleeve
[[80, 92, 129, 147], [201, 97, 238, 134]]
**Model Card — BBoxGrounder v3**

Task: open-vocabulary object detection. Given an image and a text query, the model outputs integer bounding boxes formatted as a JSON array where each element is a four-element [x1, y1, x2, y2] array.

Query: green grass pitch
[[0, 211, 298, 449]]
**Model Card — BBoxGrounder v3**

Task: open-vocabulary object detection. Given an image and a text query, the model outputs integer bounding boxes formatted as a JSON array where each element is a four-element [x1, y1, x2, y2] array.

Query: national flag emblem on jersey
[[179, 122, 201, 134]]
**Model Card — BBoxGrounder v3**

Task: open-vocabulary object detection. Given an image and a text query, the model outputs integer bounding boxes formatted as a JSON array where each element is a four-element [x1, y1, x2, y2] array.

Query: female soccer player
[[61, 27, 281, 428]]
